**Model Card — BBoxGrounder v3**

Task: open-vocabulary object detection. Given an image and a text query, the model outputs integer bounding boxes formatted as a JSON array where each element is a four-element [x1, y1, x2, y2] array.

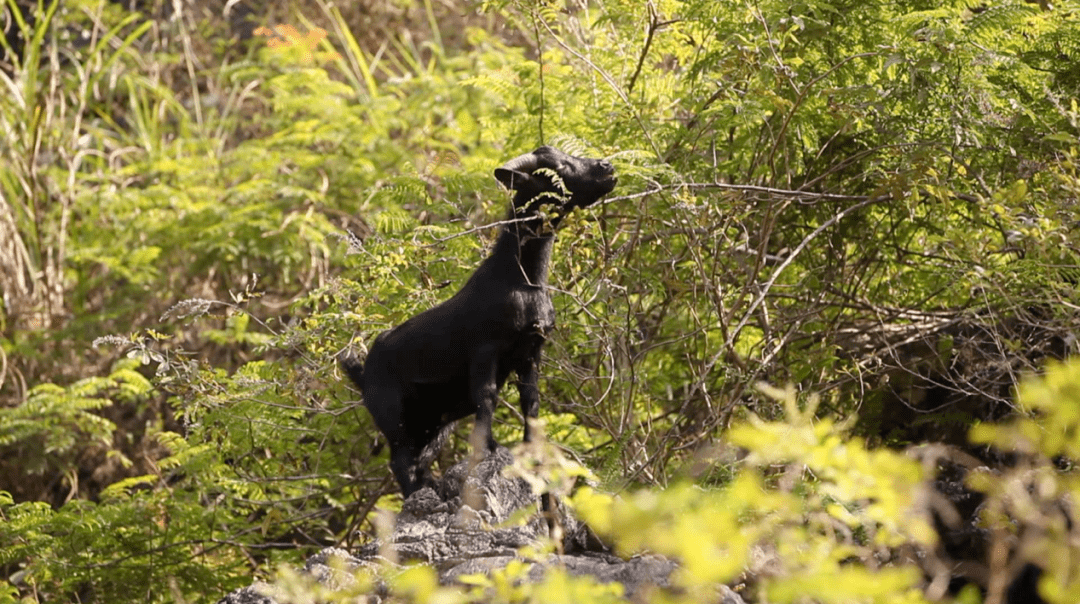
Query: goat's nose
[[599, 159, 614, 172]]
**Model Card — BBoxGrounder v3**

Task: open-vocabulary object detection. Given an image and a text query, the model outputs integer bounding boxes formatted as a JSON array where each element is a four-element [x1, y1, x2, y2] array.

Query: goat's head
[[494, 146, 617, 217]]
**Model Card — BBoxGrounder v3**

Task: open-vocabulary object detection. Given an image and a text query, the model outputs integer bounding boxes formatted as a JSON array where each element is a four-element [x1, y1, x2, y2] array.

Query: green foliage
[[0, 359, 149, 481], [0, 483, 250, 602], [246, 365, 1080, 603], [969, 359, 1080, 603], [575, 384, 934, 604], [244, 384, 937, 603], [2, 0, 1080, 601]]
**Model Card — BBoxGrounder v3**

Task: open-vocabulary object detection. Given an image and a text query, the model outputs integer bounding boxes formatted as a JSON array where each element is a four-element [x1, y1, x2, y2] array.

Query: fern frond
[[893, 9, 956, 31], [966, 3, 1039, 43], [374, 207, 417, 234]]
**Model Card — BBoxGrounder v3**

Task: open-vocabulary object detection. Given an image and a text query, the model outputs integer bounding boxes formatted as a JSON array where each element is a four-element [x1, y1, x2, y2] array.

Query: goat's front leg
[[516, 356, 541, 443], [469, 346, 501, 454], [517, 350, 559, 542]]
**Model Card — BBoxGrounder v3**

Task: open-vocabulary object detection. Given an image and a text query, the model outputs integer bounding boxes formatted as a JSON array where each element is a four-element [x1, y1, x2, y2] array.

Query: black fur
[[341, 146, 616, 496]]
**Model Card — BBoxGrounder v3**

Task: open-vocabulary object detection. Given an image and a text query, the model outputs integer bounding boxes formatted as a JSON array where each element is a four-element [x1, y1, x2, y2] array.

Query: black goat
[[342, 146, 617, 497]]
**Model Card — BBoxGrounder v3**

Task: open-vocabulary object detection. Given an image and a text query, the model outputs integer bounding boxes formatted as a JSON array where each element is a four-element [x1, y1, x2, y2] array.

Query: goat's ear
[[494, 168, 532, 190]]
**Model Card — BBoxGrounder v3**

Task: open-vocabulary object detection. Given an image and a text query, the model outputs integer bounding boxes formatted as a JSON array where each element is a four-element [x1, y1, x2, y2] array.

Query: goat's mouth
[[571, 177, 617, 209]]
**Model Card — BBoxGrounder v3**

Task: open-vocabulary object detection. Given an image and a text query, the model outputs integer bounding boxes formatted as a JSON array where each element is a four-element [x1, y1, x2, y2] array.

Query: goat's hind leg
[[515, 354, 559, 543], [388, 440, 425, 497], [383, 424, 439, 497], [363, 379, 427, 497]]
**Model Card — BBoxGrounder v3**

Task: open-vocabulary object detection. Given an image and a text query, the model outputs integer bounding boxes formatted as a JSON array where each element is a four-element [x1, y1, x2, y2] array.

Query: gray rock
[[216, 448, 741, 604], [216, 584, 277, 604]]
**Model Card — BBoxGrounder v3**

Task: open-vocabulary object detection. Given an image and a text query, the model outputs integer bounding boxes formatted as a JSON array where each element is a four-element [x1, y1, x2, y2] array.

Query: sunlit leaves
[[572, 385, 936, 602], [4, 0, 1080, 601], [744, 385, 933, 541], [972, 359, 1080, 458], [0, 360, 152, 475], [966, 359, 1080, 603]]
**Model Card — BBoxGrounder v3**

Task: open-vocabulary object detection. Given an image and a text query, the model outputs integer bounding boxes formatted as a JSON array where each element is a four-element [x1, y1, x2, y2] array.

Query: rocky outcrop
[[217, 448, 741, 604]]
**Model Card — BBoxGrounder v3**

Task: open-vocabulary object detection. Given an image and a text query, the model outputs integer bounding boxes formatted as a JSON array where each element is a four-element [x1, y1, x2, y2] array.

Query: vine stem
[[533, 15, 662, 159], [627, 2, 678, 96], [531, 11, 545, 143], [678, 194, 890, 415], [724, 194, 888, 350]]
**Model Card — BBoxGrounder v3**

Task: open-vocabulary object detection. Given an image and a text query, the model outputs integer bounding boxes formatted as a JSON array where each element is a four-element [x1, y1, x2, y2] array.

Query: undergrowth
[[2, 0, 1079, 601]]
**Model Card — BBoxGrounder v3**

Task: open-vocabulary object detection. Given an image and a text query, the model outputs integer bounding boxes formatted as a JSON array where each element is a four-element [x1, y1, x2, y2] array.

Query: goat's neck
[[490, 208, 555, 287]]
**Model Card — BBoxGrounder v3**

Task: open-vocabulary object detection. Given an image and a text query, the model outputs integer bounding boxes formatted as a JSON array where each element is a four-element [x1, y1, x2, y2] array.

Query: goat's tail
[[339, 353, 366, 392]]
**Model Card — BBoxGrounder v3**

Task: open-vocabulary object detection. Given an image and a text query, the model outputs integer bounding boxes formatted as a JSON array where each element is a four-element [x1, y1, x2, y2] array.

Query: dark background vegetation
[[2, 0, 1080, 602]]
